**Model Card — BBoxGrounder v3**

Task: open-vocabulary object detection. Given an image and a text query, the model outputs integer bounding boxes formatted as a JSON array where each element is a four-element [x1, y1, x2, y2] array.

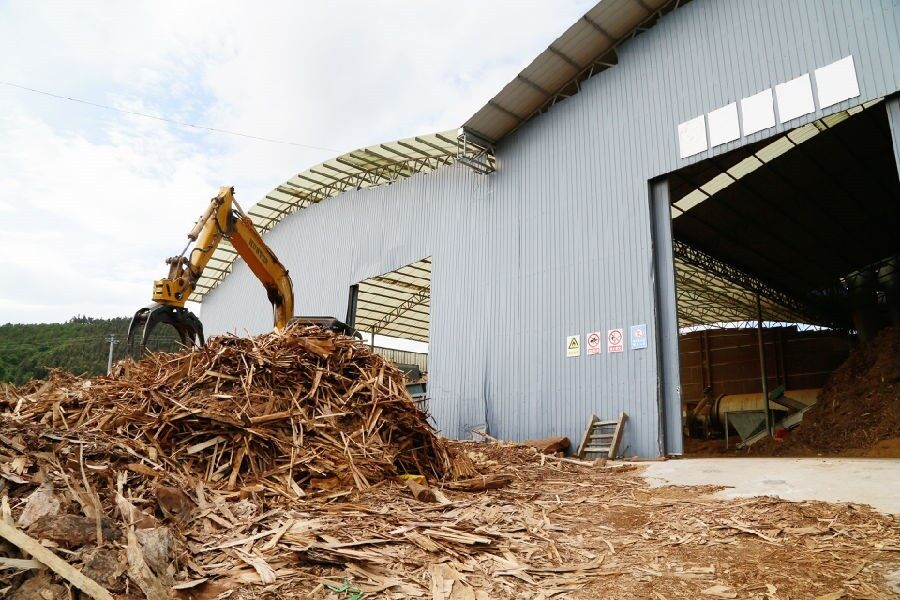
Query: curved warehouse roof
[[462, 0, 678, 144], [190, 131, 462, 302], [194, 0, 684, 304]]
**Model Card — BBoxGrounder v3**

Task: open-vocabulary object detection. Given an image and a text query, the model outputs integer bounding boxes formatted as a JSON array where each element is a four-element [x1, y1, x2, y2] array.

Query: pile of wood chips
[[0, 325, 898, 599], [0, 325, 476, 598]]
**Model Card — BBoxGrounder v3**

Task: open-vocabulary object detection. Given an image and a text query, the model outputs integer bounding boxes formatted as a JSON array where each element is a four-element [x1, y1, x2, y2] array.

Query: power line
[[0, 81, 340, 152]]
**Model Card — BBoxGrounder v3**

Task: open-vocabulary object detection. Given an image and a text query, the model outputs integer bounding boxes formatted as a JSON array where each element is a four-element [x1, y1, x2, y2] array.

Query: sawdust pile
[[760, 326, 900, 457]]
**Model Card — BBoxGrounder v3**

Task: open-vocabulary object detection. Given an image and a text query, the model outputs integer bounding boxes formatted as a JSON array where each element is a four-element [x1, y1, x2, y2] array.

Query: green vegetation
[[0, 316, 181, 385]]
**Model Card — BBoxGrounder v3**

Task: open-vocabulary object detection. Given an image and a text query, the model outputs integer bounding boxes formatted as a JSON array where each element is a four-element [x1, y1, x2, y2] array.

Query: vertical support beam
[[756, 293, 771, 436], [885, 95, 900, 332], [701, 330, 711, 390], [649, 178, 683, 456], [777, 329, 787, 389], [345, 284, 359, 329], [886, 96, 900, 179]]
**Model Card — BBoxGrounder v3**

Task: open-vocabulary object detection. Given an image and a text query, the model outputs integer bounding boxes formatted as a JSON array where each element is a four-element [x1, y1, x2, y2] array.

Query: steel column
[[887, 96, 900, 181], [345, 284, 359, 329], [650, 178, 683, 456], [755, 293, 771, 437]]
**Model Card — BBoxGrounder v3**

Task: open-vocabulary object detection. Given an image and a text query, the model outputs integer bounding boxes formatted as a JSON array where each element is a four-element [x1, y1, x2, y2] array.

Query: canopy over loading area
[[351, 258, 431, 344], [668, 100, 900, 332]]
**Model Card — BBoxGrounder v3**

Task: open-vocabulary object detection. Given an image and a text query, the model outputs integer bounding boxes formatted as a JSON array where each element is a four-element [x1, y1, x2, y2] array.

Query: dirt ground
[[204, 442, 900, 599], [3, 327, 899, 598], [2, 440, 899, 599]]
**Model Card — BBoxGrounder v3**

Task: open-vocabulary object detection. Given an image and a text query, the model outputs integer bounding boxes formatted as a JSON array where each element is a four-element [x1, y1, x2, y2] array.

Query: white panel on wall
[[707, 102, 740, 147], [815, 55, 860, 109], [740, 88, 775, 136], [775, 74, 815, 123], [677, 115, 707, 158]]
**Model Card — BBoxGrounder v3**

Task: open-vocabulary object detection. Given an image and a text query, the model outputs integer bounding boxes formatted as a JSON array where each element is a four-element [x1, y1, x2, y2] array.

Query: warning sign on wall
[[607, 329, 624, 353], [586, 331, 602, 355], [631, 324, 648, 350], [566, 335, 581, 357]]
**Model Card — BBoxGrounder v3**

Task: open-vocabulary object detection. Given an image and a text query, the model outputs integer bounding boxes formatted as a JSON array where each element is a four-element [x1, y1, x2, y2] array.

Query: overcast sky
[[0, 0, 595, 327]]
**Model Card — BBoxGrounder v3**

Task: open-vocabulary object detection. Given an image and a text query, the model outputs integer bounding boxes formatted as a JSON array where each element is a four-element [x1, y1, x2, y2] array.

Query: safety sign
[[586, 331, 602, 355], [631, 324, 648, 350], [566, 335, 581, 357], [607, 328, 624, 353]]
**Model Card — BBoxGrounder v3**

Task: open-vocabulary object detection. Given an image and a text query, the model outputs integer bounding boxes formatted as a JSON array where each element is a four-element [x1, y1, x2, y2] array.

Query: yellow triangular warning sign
[[566, 335, 581, 357]]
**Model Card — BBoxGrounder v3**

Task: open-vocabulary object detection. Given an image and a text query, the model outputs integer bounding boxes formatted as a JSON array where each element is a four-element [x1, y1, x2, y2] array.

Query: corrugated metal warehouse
[[197, 0, 900, 457]]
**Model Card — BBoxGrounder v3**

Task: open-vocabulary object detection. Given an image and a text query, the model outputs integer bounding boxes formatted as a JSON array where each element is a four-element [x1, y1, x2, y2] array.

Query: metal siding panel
[[202, 0, 900, 457], [887, 96, 900, 178]]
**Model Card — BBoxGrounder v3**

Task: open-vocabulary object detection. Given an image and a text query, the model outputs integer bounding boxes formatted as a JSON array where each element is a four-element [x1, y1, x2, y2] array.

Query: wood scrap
[[0, 325, 897, 598], [701, 584, 737, 598], [0, 557, 41, 571], [0, 519, 114, 600], [125, 529, 169, 600], [443, 474, 513, 492], [405, 478, 437, 502], [519, 436, 570, 454]]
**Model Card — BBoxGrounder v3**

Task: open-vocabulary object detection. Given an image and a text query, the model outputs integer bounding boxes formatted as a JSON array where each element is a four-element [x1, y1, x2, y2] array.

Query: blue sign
[[630, 324, 648, 350]]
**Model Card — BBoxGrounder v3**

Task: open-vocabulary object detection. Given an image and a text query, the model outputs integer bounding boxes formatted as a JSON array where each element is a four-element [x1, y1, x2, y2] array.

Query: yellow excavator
[[127, 186, 351, 355]]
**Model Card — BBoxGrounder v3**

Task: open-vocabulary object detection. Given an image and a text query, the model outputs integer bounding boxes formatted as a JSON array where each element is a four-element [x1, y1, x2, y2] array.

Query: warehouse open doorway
[[348, 257, 431, 401], [656, 98, 900, 457]]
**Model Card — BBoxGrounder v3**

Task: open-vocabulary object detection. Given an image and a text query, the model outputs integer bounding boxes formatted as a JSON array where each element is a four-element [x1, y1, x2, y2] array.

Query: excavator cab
[[289, 316, 359, 338]]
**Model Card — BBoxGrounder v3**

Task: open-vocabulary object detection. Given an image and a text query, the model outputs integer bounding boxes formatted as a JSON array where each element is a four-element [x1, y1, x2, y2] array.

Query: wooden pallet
[[575, 412, 627, 459]]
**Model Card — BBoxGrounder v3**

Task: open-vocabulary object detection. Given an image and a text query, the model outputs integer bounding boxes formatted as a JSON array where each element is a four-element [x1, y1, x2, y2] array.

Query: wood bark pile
[[0, 326, 898, 598], [6, 325, 465, 490], [0, 325, 480, 597]]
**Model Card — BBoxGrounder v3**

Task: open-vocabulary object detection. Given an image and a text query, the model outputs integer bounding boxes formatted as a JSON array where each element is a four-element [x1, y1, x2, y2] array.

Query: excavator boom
[[127, 187, 294, 356]]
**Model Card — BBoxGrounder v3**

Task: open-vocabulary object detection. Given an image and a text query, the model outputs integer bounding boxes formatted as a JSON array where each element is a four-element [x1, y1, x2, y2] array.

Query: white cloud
[[0, 0, 595, 325]]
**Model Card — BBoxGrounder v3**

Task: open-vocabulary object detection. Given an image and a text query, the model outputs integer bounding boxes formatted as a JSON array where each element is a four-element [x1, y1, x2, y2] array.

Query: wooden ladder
[[576, 412, 627, 459]]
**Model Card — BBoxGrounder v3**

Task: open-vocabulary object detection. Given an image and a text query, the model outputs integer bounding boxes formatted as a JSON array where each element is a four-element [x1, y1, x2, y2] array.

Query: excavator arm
[[127, 187, 294, 355]]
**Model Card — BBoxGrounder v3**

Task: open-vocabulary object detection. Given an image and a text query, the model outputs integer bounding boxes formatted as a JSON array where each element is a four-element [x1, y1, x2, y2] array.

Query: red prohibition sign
[[608, 330, 622, 345]]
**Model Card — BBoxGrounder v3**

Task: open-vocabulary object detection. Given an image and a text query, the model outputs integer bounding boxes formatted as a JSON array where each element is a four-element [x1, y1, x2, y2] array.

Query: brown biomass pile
[[5, 325, 462, 490], [0, 325, 474, 597], [756, 326, 900, 457], [0, 326, 898, 598]]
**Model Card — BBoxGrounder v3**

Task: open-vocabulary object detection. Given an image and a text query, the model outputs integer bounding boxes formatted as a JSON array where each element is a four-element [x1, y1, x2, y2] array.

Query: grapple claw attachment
[[126, 303, 205, 358]]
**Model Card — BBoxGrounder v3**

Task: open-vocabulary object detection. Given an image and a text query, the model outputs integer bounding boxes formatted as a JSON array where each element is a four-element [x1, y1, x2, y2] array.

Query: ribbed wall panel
[[202, 0, 900, 456]]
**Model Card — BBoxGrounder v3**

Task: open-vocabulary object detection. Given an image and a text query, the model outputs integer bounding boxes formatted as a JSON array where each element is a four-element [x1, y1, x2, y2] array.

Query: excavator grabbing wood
[[127, 186, 352, 355]]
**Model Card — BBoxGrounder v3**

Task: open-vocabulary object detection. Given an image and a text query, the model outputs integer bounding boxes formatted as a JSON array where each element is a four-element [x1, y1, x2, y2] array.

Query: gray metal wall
[[202, 0, 900, 456]]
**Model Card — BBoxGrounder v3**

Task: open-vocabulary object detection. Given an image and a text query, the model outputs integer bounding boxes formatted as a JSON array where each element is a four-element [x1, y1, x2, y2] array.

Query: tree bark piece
[[26, 513, 120, 548], [443, 474, 513, 492], [519, 436, 570, 454], [125, 529, 170, 600], [0, 519, 114, 600], [405, 478, 437, 502]]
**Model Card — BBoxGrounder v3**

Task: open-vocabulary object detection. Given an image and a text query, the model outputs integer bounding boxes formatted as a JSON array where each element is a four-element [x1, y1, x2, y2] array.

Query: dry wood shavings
[[0, 326, 898, 598]]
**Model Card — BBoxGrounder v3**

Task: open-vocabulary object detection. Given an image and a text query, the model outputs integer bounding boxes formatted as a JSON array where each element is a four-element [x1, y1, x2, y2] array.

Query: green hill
[[0, 316, 182, 385]]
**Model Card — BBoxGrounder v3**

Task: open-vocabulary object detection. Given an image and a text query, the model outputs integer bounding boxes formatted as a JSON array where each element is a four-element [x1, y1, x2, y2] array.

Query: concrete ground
[[641, 457, 900, 514]]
